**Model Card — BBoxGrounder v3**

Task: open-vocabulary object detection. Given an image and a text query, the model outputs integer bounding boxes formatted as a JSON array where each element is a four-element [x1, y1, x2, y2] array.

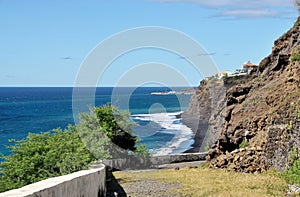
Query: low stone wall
[[151, 152, 208, 166], [100, 152, 208, 170], [0, 164, 106, 197]]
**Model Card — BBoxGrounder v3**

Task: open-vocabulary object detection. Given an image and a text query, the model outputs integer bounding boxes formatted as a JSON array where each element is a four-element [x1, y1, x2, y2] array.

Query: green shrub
[[239, 139, 250, 148], [281, 147, 300, 187], [288, 147, 299, 166], [287, 120, 293, 131], [291, 50, 300, 63], [0, 105, 148, 192], [0, 127, 95, 192], [94, 104, 137, 153], [282, 159, 300, 187]]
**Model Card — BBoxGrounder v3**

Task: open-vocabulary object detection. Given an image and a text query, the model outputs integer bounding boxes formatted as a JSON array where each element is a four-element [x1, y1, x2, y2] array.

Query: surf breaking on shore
[[131, 111, 194, 155]]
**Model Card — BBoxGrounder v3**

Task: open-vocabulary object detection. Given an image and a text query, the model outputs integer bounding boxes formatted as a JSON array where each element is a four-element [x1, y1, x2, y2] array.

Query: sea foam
[[131, 111, 194, 155]]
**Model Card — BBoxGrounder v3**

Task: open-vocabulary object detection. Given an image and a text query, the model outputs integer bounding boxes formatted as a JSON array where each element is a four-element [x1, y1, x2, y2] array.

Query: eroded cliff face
[[184, 78, 225, 151], [186, 17, 300, 172]]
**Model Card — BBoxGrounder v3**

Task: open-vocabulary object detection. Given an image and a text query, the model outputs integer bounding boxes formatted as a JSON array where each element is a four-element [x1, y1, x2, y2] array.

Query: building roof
[[243, 61, 257, 67], [216, 71, 231, 75]]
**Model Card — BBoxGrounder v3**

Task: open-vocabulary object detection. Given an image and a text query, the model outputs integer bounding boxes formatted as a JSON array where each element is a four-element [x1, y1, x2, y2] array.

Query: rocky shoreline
[[181, 114, 209, 153]]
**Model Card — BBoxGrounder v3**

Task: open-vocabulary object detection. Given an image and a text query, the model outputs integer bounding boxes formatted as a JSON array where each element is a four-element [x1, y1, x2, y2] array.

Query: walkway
[[106, 161, 205, 197]]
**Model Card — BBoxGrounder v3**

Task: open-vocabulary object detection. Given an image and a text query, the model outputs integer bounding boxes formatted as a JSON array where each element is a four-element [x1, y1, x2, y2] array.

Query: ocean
[[0, 87, 193, 156]]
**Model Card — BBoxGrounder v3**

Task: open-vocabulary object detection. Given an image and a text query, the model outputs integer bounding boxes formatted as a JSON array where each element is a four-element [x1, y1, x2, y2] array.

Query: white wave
[[132, 111, 182, 128], [153, 122, 194, 155], [131, 111, 194, 155]]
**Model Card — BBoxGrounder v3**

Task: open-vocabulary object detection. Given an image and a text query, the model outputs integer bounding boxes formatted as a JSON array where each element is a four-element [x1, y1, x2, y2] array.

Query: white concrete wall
[[0, 153, 208, 197], [0, 164, 106, 197]]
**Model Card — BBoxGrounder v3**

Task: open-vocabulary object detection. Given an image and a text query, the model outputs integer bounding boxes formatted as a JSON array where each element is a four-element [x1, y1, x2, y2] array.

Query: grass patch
[[287, 120, 294, 131], [281, 147, 300, 187], [282, 159, 300, 187], [239, 139, 250, 148], [114, 167, 288, 196], [291, 48, 300, 63]]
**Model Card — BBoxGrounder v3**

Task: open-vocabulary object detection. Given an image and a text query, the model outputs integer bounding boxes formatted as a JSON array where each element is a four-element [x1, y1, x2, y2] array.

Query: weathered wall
[[150, 152, 208, 166], [0, 164, 106, 197], [99, 152, 208, 170]]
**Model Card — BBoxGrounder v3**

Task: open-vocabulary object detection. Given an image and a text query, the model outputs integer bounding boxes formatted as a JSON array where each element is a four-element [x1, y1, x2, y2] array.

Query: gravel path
[[106, 170, 181, 197], [107, 161, 204, 197], [119, 179, 181, 197]]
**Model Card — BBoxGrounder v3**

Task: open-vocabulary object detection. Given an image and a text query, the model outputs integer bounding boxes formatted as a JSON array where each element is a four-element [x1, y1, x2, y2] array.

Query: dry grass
[[114, 166, 288, 197]]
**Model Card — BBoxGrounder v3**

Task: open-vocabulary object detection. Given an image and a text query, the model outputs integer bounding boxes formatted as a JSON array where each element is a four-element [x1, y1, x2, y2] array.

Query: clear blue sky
[[0, 0, 298, 87]]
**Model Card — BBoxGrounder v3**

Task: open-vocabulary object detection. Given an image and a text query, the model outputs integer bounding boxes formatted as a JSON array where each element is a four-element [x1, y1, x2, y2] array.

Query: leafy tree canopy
[[0, 104, 146, 192]]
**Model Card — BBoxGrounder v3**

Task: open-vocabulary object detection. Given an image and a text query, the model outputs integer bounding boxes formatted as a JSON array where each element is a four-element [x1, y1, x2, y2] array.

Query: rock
[[225, 106, 235, 121], [190, 18, 300, 173], [233, 155, 239, 162], [237, 95, 247, 103], [259, 56, 271, 73], [272, 54, 290, 71], [256, 146, 263, 151], [227, 96, 238, 106], [247, 166, 256, 173], [289, 184, 300, 194]]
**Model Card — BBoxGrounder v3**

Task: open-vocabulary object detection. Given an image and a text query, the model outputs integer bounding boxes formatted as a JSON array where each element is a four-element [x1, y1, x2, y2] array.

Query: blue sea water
[[0, 87, 193, 156]]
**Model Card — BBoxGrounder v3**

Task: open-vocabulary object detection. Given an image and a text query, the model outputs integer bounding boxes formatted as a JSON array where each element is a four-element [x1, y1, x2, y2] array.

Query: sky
[[0, 0, 298, 87]]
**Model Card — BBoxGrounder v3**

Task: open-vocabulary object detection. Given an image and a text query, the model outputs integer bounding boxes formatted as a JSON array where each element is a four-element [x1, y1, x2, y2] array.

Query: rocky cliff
[[185, 17, 300, 172]]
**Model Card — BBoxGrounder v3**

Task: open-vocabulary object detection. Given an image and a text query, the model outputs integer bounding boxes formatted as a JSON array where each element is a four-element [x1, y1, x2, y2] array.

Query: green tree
[[94, 104, 137, 152], [76, 108, 112, 159], [77, 105, 138, 159], [0, 127, 95, 192], [0, 105, 147, 192]]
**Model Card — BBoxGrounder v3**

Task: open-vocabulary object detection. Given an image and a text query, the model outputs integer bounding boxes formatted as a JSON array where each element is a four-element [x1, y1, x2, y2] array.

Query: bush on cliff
[[0, 104, 147, 192], [291, 48, 300, 63], [282, 148, 300, 187], [283, 159, 300, 187]]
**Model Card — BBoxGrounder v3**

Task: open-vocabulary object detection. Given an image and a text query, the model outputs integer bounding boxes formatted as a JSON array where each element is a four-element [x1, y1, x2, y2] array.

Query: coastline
[[133, 111, 195, 155], [181, 113, 209, 153]]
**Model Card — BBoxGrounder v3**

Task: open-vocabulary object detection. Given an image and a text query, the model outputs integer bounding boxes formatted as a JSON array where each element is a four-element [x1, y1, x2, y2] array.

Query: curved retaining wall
[[0, 164, 106, 197], [0, 153, 207, 196]]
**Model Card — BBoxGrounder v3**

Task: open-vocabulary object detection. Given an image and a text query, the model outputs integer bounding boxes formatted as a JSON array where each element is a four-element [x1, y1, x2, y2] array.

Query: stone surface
[[209, 147, 266, 173], [101, 152, 208, 171], [186, 17, 300, 172]]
